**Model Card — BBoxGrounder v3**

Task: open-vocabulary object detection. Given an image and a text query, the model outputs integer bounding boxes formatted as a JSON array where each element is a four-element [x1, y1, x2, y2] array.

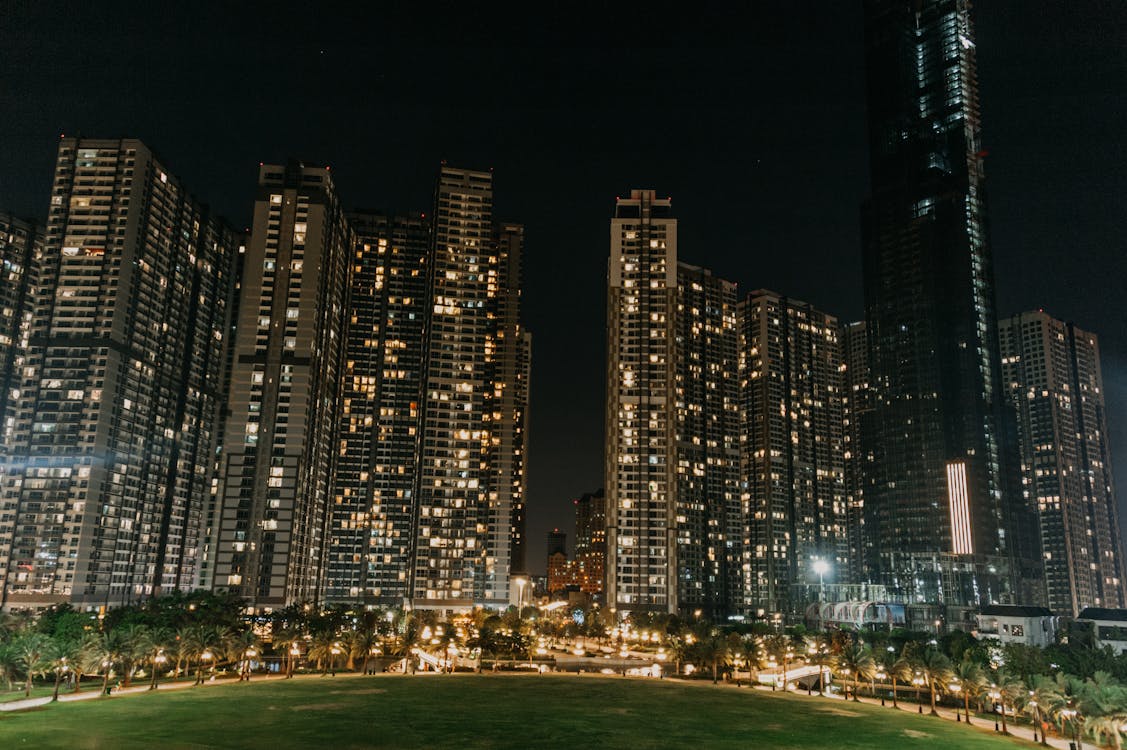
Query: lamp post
[[151, 652, 167, 690], [1060, 707, 1081, 750], [950, 682, 962, 722], [812, 559, 830, 604], [329, 644, 342, 676], [988, 686, 1000, 732], [913, 673, 925, 714], [1028, 699, 1039, 743], [244, 648, 257, 681], [876, 669, 887, 705]]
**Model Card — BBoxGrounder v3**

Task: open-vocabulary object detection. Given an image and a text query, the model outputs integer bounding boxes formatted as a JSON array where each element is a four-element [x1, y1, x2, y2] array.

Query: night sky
[[3, 3, 1125, 575]]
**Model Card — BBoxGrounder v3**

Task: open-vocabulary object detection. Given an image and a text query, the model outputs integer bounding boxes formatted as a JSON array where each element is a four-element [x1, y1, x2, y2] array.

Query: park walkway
[[752, 681, 1076, 750]]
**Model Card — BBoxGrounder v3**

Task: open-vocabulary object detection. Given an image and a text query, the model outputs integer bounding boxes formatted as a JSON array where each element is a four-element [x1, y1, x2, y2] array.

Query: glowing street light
[[812, 559, 830, 602]]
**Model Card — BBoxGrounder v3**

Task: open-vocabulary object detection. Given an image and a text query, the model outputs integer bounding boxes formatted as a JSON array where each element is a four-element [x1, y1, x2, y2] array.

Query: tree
[[993, 671, 1025, 735], [116, 624, 149, 688], [45, 637, 77, 701], [764, 634, 794, 691], [952, 658, 985, 724], [141, 627, 173, 689], [918, 650, 952, 716], [691, 632, 730, 684], [882, 649, 913, 708], [834, 641, 875, 702], [227, 627, 261, 681], [274, 627, 305, 679], [82, 630, 125, 696], [13, 632, 50, 697]]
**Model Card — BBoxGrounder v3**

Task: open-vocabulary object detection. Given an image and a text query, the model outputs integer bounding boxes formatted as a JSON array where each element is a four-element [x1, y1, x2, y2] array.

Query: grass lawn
[[0, 674, 1034, 749]]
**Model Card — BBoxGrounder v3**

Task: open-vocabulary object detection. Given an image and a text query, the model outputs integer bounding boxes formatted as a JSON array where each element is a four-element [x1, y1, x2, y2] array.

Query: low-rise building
[[975, 605, 1057, 648], [1074, 608, 1127, 653]]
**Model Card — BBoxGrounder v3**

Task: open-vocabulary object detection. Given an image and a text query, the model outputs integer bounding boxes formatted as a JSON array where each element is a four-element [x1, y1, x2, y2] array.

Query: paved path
[[751, 682, 1076, 749]]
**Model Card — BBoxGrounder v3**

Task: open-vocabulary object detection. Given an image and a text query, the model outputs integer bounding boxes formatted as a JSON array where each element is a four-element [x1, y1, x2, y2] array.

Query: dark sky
[[3, 3, 1126, 575]]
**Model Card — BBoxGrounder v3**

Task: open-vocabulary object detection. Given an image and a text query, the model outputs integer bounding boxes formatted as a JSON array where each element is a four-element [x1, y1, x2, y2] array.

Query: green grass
[[0, 674, 1034, 749]]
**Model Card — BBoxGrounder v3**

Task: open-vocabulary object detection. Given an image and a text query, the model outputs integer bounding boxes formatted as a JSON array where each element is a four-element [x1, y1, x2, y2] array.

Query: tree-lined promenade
[[2, 592, 1127, 747]]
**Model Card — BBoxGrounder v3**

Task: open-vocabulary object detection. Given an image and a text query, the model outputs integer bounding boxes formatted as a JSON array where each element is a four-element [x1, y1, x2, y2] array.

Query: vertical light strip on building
[[947, 460, 973, 555]]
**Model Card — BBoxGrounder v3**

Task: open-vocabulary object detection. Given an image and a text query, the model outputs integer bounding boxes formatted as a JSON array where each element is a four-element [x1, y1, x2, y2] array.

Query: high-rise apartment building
[[0, 213, 42, 453], [489, 222, 531, 578], [324, 211, 430, 606], [842, 321, 871, 585], [412, 166, 529, 608], [740, 291, 847, 616], [573, 488, 606, 597], [861, 0, 1023, 605], [0, 138, 238, 609], [605, 190, 677, 614], [605, 191, 742, 617], [999, 311, 1126, 615], [212, 161, 350, 610], [675, 264, 741, 620]]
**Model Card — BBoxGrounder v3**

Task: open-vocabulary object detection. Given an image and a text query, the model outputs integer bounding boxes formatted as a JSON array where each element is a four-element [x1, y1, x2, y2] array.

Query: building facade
[[675, 264, 740, 620], [860, 0, 1025, 605], [0, 213, 42, 454], [605, 190, 678, 614], [999, 311, 1126, 615], [411, 166, 529, 609], [740, 291, 847, 617], [842, 321, 870, 586], [324, 211, 430, 605], [0, 138, 238, 609], [573, 488, 606, 597], [212, 161, 351, 610]]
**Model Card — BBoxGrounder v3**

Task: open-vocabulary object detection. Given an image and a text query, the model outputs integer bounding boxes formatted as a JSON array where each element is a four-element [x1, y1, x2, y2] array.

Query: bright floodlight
[[812, 560, 830, 576]]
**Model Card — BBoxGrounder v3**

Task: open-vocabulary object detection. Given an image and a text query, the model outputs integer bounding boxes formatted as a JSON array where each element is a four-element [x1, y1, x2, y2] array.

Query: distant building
[[999, 311, 1126, 616], [842, 321, 870, 585], [212, 161, 351, 609], [740, 290, 847, 617], [0, 213, 41, 454], [573, 489, 606, 597], [1074, 608, 1127, 654], [1, 138, 238, 609], [975, 605, 1057, 649], [546, 530, 572, 595]]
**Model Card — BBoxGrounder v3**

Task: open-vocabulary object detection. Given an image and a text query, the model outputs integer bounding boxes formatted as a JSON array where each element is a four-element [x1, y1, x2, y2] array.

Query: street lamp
[[1028, 699, 1039, 742], [988, 686, 1001, 731], [876, 669, 888, 705], [1060, 707, 1081, 750], [912, 673, 925, 714], [949, 682, 962, 722], [812, 559, 830, 602]]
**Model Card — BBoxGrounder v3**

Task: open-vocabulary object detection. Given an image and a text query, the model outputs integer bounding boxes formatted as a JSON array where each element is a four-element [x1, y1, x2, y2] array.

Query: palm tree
[[116, 624, 149, 688], [691, 632, 730, 684], [308, 631, 341, 676], [82, 630, 125, 696], [227, 628, 261, 681], [918, 650, 952, 716], [952, 658, 985, 724], [993, 671, 1025, 735], [1024, 674, 1064, 746], [45, 637, 76, 701], [13, 632, 50, 697], [274, 627, 305, 678], [1087, 713, 1127, 750], [763, 634, 793, 691], [885, 651, 913, 708], [141, 627, 173, 689], [833, 641, 875, 702]]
